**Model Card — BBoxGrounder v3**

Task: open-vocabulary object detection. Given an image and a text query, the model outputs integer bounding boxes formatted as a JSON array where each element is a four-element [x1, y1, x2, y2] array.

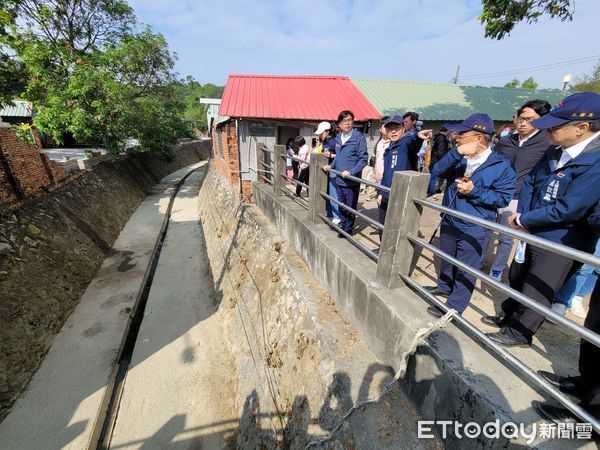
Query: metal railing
[[261, 144, 600, 433]]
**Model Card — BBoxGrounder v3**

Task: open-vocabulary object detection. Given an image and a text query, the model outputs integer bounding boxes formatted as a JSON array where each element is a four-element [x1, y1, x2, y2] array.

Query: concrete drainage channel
[[0, 162, 441, 449], [92, 167, 202, 449], [94, 163, 443, 449]]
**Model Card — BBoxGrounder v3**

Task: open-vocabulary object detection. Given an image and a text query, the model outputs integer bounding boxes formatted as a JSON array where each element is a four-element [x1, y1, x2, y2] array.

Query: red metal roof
[[218, 74, 381, 121]]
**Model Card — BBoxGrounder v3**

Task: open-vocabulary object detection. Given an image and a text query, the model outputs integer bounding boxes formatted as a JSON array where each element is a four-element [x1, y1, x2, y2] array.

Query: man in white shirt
[[485, 92, 600, 350]]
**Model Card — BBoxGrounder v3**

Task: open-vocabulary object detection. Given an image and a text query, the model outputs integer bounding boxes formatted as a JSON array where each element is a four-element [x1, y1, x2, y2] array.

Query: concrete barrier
[[253, 181, 583, 449]]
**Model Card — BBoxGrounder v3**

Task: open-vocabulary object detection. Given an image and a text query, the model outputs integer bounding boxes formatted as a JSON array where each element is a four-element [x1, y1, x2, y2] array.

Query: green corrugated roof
[[0, 100, 33, 118], [351, 79, 567, 121]]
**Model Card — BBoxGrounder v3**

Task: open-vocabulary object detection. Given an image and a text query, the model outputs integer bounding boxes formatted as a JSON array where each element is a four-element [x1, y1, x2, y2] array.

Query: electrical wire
[[459, 54, 600, 81]]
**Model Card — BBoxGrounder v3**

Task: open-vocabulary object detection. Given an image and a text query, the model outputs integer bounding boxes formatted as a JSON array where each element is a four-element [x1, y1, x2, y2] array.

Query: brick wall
[[212, 121, 242, 198], [0, 127, 69, 205]]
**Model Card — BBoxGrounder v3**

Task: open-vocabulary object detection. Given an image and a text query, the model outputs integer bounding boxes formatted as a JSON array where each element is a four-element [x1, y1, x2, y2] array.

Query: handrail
[[320, 191, 384, 231], [408, 233, 600, 348], [415, 198, 600, 268], [319, 214, 379, 262], [326, 168, 391, 194], [288, 155, 310, 165], [279, 172, 308, 190], [400, 274, 600, 434]]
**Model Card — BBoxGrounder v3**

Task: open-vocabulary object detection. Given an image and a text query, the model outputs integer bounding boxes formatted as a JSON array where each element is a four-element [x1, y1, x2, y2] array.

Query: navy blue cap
[[383, 115, 403, 126], [440, 123, 450, 131], [446, 113, 495, 135], [530, 92, 600, 129]]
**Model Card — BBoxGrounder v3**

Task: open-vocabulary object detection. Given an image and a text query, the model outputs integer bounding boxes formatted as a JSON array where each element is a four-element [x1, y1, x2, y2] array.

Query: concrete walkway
[[0, 162, 205, 450], [109, 170, 238, 449]]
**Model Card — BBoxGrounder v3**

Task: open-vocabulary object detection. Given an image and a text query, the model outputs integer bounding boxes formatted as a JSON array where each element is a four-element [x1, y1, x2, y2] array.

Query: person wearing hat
[[484, 92, 600, 347], [376, 115, 432, 237], [323, 110, 368, 235], [487, 100, 552, 281], [315, 121, 341, 224], [426, 124, 451, 197], [425, 113, 516, 318]]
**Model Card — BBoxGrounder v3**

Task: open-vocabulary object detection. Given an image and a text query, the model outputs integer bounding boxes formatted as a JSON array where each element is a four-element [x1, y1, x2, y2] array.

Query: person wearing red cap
[[484, 92, 600, 348]]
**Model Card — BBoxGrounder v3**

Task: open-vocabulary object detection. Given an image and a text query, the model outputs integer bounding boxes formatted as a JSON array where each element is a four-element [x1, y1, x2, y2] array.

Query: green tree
[[5, 0, 188, 159], [571, 61, 600, 93], [521, 77, 538, 89], [0, 1, 26, 107], [479, 0, 573, 39], [503, 77, 538, 89], [504, 79, 521, 89], [174, 76, 224, 131]]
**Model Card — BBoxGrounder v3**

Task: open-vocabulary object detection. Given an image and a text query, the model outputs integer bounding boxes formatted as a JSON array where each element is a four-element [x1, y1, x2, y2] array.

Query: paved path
[[109, 170, 238, 449], [0, 163, 205, 450]]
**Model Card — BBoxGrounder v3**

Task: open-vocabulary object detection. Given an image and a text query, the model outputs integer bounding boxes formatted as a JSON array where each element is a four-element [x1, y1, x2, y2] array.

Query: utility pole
[[452, 65, 460, 84]]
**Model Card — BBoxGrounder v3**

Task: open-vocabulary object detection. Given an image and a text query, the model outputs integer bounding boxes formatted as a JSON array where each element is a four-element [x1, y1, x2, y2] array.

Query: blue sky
[[127, 0, 600, 89]]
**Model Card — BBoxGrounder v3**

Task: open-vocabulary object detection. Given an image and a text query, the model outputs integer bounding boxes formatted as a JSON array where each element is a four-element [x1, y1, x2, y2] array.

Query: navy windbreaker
[[377, 131, 423, 198], [518, 134, 600, 252], [330, 130, 368, 187], [432, 146, 516, 231]]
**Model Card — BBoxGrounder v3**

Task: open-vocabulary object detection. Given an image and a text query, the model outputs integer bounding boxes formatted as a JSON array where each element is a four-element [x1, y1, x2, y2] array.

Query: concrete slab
[[0, 162, 206, 450], [109, 170, 238, 449]]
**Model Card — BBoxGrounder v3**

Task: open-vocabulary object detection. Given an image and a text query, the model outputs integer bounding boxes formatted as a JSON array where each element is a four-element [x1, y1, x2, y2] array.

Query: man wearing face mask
[[425, 113, 516, 318], [485, 92, 600, 347]]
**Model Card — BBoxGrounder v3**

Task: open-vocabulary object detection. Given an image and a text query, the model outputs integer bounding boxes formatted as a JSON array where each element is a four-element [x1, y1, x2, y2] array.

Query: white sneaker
[[569, 296, 588, 318], [332, 218, 341, 225]]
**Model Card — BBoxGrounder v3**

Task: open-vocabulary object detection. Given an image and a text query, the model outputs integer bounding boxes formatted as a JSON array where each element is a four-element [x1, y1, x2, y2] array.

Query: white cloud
[[127, 0, 600, 89]]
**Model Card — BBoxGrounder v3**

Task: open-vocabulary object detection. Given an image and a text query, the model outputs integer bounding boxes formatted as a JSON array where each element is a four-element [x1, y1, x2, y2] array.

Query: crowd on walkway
[[282, 91, 600, 429]]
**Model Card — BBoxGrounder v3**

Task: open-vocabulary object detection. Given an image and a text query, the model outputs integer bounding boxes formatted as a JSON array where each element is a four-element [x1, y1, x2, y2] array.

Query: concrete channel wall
[[253, 180, 580, 449]]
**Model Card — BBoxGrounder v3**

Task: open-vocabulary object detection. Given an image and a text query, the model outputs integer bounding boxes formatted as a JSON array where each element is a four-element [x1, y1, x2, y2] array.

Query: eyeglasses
[[340, 119, 354, 124], [516, 116, 538, 124]]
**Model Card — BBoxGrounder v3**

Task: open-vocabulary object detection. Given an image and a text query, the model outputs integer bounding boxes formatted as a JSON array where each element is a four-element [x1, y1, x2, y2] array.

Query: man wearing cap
[[426, 125, 451, 197], [315, 121, 341, 224], [484, 92, 600, 347], [376, 115, 431, 237], [425, 113, 516, 318]]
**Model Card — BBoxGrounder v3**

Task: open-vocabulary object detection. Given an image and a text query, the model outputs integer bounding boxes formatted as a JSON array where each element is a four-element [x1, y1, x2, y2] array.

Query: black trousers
[[296, 168, 309, 196], [579, 278, 600, 415], [500, 245, 575, 342]]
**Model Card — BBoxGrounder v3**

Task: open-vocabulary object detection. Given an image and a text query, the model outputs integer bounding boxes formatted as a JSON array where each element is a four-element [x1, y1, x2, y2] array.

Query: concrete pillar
[[308, 153, 329, 224], [376, 171, 429, 289], [273, 145, 286, 197]]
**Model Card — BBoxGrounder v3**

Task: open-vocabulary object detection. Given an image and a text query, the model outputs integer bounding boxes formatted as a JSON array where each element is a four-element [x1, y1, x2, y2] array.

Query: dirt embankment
[[0, 140, 210, 419]]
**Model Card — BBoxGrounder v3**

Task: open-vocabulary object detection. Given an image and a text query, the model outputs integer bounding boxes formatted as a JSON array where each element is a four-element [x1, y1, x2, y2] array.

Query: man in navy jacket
[[376, 115, 430, 237], [485, 92, 600, 347], [323, 110, 368, 234], [426, 114, 516, 318]]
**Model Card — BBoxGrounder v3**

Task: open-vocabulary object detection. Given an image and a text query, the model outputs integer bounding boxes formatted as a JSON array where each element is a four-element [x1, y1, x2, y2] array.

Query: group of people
[[284, 92, 600, 427], [420, 92, 600, 427]]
